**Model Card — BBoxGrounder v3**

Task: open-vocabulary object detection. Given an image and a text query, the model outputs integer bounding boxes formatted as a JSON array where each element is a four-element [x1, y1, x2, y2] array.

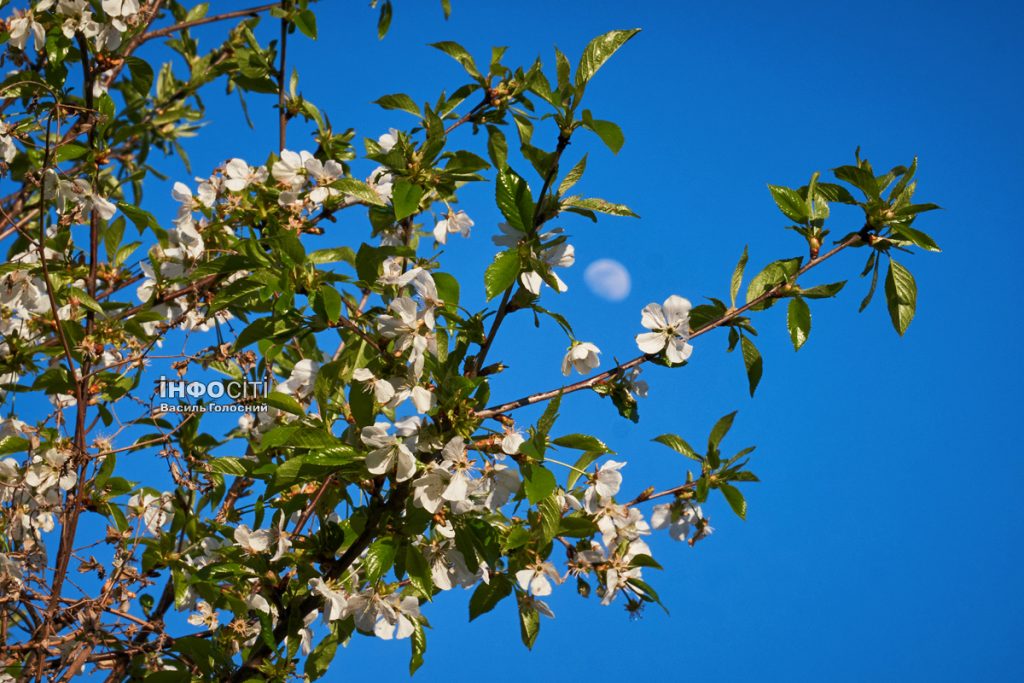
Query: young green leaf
[[575, 29, 641, 88], [739, 336, 762, 396], [787, 297, 811, 350], [767, 184, 809, 223], [484, 249, 521, 300], [652, 434, 701, 461], [730, 245, 749, 308], [719, 483, 747, 520], [884, 259, 917, 335]]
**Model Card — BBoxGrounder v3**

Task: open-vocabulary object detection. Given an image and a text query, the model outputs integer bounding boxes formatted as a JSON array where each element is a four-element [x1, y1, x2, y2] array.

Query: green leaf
[[430, 41, 482, 80], [787, 297, 811, 350], [405, 546, 434, 599], [730, 245, 748, 308], [305, 631, 340, 680], [517, 595, 541, 649], [265, 391, 305, 416], [884, 259, 917, 335], [719, 483, 747, 520], [392, 180, 424, 221], [495, 167, 534, 230], [799, 281, 846, 299], [432, 272, 460, 307], [409, 622, 426, 675], [377, 0, 392, 39], [575, 29, 642, 88], [334, 178, 387, 207], [558, 155, 587, 195], [561, 196, 637, 218], [207, 457, 248, 476], [708, 411, 737, 452], [538, 495, 561, 544], [363, 537, 398, 583], [484, 249, 521, 300], [521, 463, 557, 504], [653, 434, 701, 462], [581, 117, 624, 154], [469, 575, 512, 621], [567, 451, 602, 488], [746, 257, 802, 310], [293, 9, 317, 39], [552, 433, 611, 453], [768, 184, 809, 223], [889, 223, 941, 252], [373, 93, 419, 117], [739, 336, 762, 397], [486, 126, 508, 169]]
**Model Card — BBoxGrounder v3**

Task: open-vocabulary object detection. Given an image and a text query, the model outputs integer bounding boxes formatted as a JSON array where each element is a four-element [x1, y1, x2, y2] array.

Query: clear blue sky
[[133, 0, 1023, 680]]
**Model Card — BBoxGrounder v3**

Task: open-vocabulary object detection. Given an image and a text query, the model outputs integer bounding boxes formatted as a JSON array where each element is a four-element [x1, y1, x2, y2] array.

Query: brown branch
[[140, 3, 283, 42], [475, 233, 861, 419]]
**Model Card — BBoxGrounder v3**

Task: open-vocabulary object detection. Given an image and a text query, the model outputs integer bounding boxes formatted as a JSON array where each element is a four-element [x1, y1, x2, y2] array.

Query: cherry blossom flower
[[635, 294, 693, 363], [377, 128, 399, 152], [310, 578, 349, 622], [24, 449, 76, 493], [187, 601, 219, 629], [501, 430, 525, 456], [366, 166, 394, 202], [411, 464, 450, 513], [8, 10, 45, 53], [276, 359, 319, 399], [651, 500, 712, 544], [223, 158, 267, 192], [584, 460, 625, 512], [272, 149, 313, 189], [433, 210, 474, 244], [305, 157, 344, 204], [101, 0, 140, 18], [352, 368, 396, 404], [234, 524, 273, 554], [361, 421, 418, 482], [522, 242, 575, 295], [561, 341, 601, 376], [515, 562, 562, 596], [127, 491, 173, 535]]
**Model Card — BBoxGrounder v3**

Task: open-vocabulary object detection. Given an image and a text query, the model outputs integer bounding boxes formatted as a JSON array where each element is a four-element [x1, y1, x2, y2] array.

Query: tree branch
[[475, 233, 861, 419]]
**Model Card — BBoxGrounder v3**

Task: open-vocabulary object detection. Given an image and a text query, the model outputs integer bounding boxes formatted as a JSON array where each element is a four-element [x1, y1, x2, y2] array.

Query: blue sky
[[123, 0, 1024, 680]]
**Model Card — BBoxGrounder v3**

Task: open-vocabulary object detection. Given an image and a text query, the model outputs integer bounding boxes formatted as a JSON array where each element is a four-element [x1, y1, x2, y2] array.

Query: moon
[[584, 259, 631, 302]]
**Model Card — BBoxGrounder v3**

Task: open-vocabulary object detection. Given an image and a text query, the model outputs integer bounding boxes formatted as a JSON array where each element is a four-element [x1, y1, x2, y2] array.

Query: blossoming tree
[[0, 1, 941, 680]]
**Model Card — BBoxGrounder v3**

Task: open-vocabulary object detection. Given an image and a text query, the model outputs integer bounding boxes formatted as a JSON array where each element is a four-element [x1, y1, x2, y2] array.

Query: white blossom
[[635, 295, 693, 363], [353, 368, 396, 403], [223, 158, 267, 192], [8, 10, 45, 53], [276, 359, 319, 400], [234, 524, 273, 554], [127, 491, 173, 535], [305, 157, 344, 204], [187, 601, 219, 629], [361, 421, 418, 482], [272, 149, 312, 189], [584, 460, 625, 512], [310, 578, 349, 622], [651, 500, 712, 544], [433, 210, 474, 244], [24, 449, 77, 493], [377, 128, 399, 152], [561, 341, 601, 376], [515, 562, 562, 597]]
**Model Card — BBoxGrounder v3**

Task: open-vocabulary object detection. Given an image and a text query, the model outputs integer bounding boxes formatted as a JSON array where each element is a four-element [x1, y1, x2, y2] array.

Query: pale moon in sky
[[584, 259, 631, 301]]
